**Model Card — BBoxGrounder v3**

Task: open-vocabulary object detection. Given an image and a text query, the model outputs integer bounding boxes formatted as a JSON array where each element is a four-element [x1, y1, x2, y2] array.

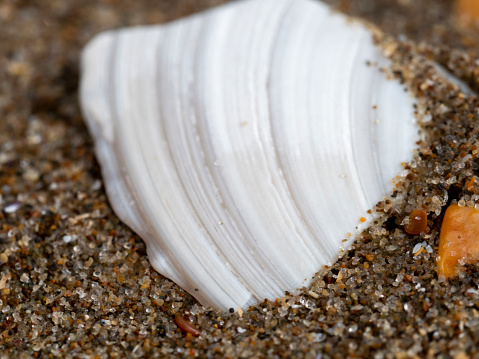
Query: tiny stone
[[0, 254, 8, 264], [4, 202, 20, 214], [412, 243, 422, 254], [62, 235, 73, 243]]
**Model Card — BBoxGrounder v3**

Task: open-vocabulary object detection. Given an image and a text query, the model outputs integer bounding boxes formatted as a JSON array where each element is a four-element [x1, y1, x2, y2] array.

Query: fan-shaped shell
[[80, 0, 418, 310]]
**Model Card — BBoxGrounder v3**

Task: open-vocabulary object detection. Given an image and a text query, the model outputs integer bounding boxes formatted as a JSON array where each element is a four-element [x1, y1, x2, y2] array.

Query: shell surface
[[80, 0, 418, 310]]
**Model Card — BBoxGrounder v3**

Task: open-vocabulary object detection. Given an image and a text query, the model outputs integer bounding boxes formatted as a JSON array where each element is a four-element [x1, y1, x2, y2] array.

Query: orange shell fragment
[[456, 0, 479, 27], [438, 204, 479, 278], [467, 176, 476, 192], [405, 210, 428, 235], [174, 313, 201, 337]]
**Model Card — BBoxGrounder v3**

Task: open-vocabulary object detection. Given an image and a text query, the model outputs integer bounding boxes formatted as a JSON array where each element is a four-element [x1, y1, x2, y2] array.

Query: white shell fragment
[[80, 0, 418, 310]]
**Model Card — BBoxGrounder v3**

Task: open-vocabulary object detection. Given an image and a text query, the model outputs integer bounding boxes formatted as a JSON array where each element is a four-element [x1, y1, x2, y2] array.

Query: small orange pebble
[[456, 0, 479, 27], [414, 247, 424, 256], [404, 210, 428, 235], [438, 204, 479, 278], [360, 217, 366, 223], [467, 177, 476, 192], [174, 313, 201, 337]]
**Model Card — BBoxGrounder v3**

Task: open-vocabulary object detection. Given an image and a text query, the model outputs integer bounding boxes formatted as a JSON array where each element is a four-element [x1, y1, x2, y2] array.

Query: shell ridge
[[347, 28, 386, 232], [192, 2, 289, 300], [367, 58, 386, 195], [80, 32, 117, 144], [351, 32, 389, 236], [189, 22, 287, 299], [226, 0, 327, 284], [79, 31, 144, 232], [104, 32, 153, 233], [161, 14, 280, 302], [265, 0, 334, 267], [239, 0, 326, 271], [188, 16, 286, 300], [111, 27, 251, 309], [152, 22, 257, 308], [107, 29, 193, 282], [267, 0, 359, 260], [344, 30, 375, 217], [189, 0, 305, 293]]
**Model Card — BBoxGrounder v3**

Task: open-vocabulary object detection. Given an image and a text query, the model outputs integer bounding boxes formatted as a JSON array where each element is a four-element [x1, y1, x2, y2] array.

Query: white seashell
[[80, 0, 418, 310]]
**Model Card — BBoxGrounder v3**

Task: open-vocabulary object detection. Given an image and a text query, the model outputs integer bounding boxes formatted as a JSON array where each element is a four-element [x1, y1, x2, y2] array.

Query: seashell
[[79, 0, 419, 310]]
